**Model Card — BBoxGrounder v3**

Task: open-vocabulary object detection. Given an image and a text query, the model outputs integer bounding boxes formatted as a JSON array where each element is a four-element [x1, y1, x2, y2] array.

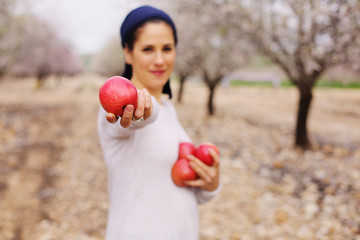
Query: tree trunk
[[177, 75, 186, 103], [295, 86, 313, 148], [36, 73, 47, 89], [208, 84, 216, 115]]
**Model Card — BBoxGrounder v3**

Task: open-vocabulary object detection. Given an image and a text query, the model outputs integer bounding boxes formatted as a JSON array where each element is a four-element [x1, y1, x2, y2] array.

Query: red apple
[[195, 142, 220, 166], [99, 76, 138, 116], [171, 158, 197, 187], [178, 142, 196, 159]]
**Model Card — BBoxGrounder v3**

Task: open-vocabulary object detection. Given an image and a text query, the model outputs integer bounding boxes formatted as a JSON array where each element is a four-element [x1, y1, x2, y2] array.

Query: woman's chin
[[152, 77, 169, 86]]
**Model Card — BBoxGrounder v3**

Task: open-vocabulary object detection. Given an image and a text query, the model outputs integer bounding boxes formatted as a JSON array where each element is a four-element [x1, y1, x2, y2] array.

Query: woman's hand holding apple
[[106, 88, 153, 128], [184, 148, 220, 192], [171, 142, 220, 192], [99, 76, 153, 128]]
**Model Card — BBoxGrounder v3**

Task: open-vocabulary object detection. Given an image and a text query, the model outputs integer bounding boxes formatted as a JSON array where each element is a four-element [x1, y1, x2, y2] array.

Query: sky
[[30, 0, 144, 55]]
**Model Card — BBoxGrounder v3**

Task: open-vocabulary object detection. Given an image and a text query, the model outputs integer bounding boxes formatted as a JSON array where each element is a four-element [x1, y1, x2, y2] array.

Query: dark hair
[[125, 18, 173, 51], [120, 5, 177, 98]]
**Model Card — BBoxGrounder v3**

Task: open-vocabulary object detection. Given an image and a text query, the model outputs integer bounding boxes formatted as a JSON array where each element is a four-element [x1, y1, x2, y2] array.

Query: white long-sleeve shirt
[[97, 97, 221, 240]]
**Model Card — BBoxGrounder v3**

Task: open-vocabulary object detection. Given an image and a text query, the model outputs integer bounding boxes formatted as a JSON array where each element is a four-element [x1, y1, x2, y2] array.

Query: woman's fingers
[[133, 89, 152, 120], [187, 155, 212, 182], [184, 178, 205, 188], [106, 113, 118, 124], [185, 154, 220, 192], [120, 105, 134, 128], [209, 148, 220, 169], [143, 89, 152, 120], [133, 90, 145, 120], [105, 89, 152, 127]]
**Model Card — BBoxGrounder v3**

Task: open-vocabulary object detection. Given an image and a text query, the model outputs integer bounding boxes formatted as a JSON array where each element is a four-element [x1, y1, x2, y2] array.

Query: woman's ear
[[124, 47, 133, 65]]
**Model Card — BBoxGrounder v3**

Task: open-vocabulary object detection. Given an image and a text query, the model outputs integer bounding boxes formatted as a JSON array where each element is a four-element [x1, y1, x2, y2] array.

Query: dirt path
[[0, 103, 73, 239], [0, 77, 360, 239], [0, 78, 107, 239]]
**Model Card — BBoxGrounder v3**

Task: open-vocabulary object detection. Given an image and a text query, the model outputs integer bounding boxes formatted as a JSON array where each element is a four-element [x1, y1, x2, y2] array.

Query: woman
[[97, 5, 221, 240]]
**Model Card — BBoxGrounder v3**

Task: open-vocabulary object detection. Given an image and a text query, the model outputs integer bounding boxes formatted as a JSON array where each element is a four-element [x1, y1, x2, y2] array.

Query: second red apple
[[195, 143, 220, 166], [178, 142, 196, 159], [171, 158, 197, 187]]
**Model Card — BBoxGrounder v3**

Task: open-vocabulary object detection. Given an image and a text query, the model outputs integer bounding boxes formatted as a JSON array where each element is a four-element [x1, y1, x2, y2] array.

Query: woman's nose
[[154, 52, 165, 65]]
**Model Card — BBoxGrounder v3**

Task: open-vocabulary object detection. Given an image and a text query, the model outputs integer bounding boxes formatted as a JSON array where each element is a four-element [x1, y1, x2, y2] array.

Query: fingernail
[[125, 105, 134, 112]]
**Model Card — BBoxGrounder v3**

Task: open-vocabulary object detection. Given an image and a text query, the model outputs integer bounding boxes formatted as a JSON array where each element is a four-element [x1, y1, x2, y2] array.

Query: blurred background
[[1, 0, 360, 239]]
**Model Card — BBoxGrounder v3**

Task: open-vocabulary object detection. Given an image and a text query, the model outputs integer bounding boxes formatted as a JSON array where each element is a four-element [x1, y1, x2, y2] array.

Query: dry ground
[[0, 75, 359, 240]]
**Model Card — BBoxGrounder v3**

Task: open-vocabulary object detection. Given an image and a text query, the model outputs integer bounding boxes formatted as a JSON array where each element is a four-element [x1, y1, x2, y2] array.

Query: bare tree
[[168, 0, 250, 114], [1, 0, 83, 85], [0, 0, 24, 77], [233, 0, 360, 148], [170, 4, 205, 103], [10, 15, 83, 88], [51, 41, 83, 79]]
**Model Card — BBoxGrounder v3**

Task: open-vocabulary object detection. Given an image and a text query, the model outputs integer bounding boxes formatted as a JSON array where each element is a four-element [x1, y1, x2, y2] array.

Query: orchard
[[0, 0, 359, 239]]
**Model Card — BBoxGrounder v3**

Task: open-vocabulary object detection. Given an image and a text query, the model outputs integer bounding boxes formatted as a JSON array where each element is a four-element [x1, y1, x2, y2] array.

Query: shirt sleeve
[[194, 184, 222, 204]]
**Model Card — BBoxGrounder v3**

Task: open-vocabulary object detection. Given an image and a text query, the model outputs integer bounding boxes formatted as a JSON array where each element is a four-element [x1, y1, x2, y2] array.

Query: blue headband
[[120, 5, 177, 48], [120, 5, 176, 99]]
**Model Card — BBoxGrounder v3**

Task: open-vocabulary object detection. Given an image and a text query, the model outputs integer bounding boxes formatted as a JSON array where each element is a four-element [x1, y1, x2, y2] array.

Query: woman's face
[[125, 21, 176, 95]]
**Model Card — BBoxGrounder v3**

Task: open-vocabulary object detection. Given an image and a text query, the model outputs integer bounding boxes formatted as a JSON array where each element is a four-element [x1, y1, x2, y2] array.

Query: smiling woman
[[97, 5, 221, 240]]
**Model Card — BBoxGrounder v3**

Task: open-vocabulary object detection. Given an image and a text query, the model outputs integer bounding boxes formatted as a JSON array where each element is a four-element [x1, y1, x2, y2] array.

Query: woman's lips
[[151, 70, 165, 76]]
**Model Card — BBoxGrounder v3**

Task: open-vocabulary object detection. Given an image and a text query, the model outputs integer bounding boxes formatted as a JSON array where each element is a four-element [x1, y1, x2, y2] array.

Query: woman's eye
[[163, 47, 172, 52], [143, 47, 152, 52]]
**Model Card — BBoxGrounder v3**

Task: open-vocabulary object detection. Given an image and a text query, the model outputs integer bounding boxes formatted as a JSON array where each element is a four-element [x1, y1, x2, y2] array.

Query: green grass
[[230, 79, 360, 89], [314, 80, 360, 89]]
